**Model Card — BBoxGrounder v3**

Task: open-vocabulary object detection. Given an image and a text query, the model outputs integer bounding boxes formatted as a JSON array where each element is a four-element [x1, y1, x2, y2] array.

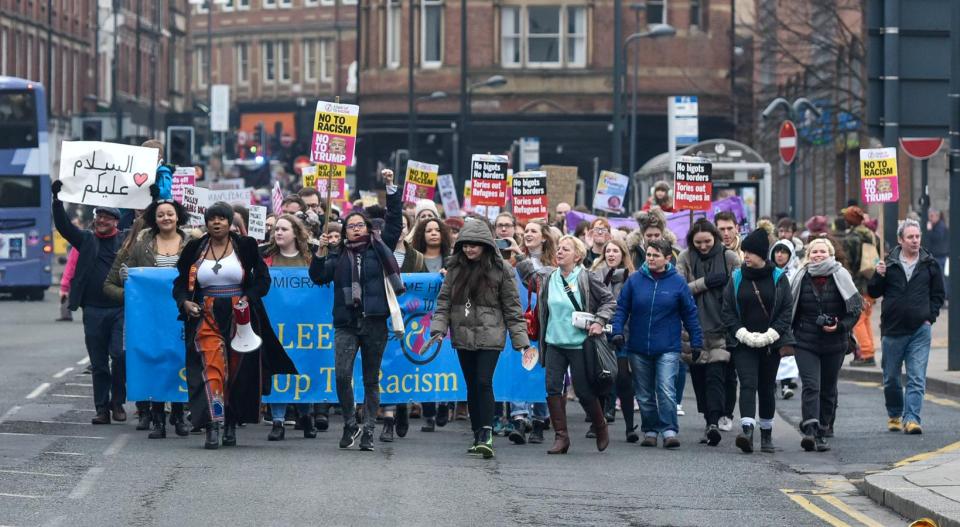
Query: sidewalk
[[840, 303, 960, 525]]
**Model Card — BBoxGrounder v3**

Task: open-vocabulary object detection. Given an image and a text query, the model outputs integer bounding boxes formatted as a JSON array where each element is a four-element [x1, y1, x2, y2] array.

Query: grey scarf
[[790, 257, 862, 321]]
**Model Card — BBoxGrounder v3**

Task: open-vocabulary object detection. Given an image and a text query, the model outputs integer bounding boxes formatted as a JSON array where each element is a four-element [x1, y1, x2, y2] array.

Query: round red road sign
[[779, 120, 798, 165], [899, 137, 944, 160]]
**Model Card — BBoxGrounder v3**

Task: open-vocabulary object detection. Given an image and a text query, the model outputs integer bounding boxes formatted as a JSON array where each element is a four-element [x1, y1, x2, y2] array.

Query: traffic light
[[166, 126, 195, 166]]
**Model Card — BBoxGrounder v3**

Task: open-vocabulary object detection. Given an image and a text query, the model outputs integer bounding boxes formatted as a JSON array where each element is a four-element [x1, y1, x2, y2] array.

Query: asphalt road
[[3, 293, 955, 526]]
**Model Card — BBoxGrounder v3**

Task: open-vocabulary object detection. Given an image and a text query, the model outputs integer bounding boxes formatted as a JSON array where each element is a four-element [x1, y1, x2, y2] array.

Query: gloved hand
[[759, 328, 780, 347], [119, 264, 129, 282], [609, 334, 625, 349], [51, 179, 63, 199], [735, 328, 750, 345], [704, 271, 728, 289]]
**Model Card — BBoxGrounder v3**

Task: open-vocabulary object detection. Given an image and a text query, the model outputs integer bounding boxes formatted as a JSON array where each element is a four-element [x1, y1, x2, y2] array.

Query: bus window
[[0, 91, 38, 149], [0, 175, 41, 208]]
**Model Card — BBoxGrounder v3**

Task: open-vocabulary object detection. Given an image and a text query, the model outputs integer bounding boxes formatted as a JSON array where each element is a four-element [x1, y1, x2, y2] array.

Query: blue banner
[[125, 268, 546, 404]]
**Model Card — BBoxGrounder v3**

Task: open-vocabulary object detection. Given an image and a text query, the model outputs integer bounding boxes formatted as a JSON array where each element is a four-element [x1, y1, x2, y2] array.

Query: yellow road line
[[894, 440, 960, 467], [844, 380, 960, 409], [819, 495, 887, 527], [782, 490, 853, 527]]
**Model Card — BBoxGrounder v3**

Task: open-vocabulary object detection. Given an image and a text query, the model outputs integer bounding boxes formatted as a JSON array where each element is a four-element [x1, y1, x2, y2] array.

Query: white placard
[[208, 187, 253, 206], [182, 185, 210, 226], [209, 178, 245, 190], [247, 205, 267, 241], [57, 141, 160, 209], [437, 174, 461, 218]]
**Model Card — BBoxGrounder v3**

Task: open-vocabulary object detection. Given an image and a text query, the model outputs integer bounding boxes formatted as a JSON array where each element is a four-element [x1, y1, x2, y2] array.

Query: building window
[[501, 7, 521, 67], [38, 39, 45, 85], [647, 0, 666, 25], [238, 0, 250, 10], [305, 0, 320, 5], [73, 50, 79, 113], [172, 49, 182, 93], [500, 6, 587, 68], [236, 43, 249, 84], [61, 47, 68, 113], [527, 6, 560, 66], [222, 0, 234, 11], [385, 0, 401, 69], [196, 0, 208, 14], [279, 41, 291, 81], [342, 0, 358, 5], [194, 47, 207, 88], [50, 49, 56, 112], [279, 0, 292, 7], [263, 0, 276, 8], [421, 0, 443, 67], [304, 39, 334, 82], [1, 28, 7, 75], [566, 6, 586, 66], [690, 0, 704, 29], [262, 42, 275, 82], [322, 40, 334, 81]]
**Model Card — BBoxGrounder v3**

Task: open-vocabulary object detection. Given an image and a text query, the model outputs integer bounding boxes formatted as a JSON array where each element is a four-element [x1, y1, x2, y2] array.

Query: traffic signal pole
[[948, 0, 960, 370]]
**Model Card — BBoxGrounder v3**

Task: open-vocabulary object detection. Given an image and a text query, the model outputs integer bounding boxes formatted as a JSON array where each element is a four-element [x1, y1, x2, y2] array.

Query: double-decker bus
[[0, 77, 52, 300]]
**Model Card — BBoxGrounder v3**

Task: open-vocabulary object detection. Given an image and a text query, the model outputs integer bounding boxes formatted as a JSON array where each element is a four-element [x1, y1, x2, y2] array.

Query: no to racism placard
[[512, 171, 549, 223], [403, 160, 439, 204], [302, 164, 347, 201], [674, 156, 713, 211], [57, 141, 159, 209], [470, 154, 509, 208], [310, 101, 359, 166], [593, 171, 629, 213], [860, 147, 899, 204]]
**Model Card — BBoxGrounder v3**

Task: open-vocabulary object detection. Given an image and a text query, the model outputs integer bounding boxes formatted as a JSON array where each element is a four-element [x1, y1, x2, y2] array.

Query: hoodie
[[770, 239, 800, 284]]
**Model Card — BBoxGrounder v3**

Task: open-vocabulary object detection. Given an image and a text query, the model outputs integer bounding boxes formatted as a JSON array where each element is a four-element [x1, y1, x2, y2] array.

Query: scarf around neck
[[337, 232, 405, 309], [790, 257, 861, 321], [690, 242, 728, 335]]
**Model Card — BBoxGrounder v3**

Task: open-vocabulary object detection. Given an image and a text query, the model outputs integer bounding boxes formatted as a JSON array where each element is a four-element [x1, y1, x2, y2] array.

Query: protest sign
[[310, 101, 359, 166], [541, 165, 578, 213], [209, 187, 254, 206], [673, 156, 713, 211], [181, 185, 210, 226], [462, 180, 473, 212], [302, 164, 347, 200], [57, 141, 159, 209], [403, 160, 439, 204], [469, 154, 509, 208], [125, 268, 545, 404], [859, 147, 899, 204], [512, 171, 549, 223], [208, 178, 245, 190], [358, 190, 380, 208], [437, 174, 461, 217], [592, 171, 629, 213], [248, 205, 267, 241], [171, 167, 196, 204]]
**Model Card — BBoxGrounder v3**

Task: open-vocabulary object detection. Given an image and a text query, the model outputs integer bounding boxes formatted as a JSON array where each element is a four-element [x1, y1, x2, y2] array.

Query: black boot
[[380, 417, 395, 443], [91, 406, 111, 425], [300, 414, 317, 439], [528, 419, 545, 444], [171, 407, 189, 437], [204, 423, 220, 450], [148, 410, 166, 439], [801, 423, 816, 452], [604, 395, 616, 423], [815, 428, 831, 452], [435, 403, 449, 427], [136, 403, 151, 431], [222, 420, 237, 447], [267, 421, 285, 441], [395, 405, 410, 438], [509, 417, 528, 445], [760, 428, 775, 453], [736, 424, 754, 453], [421, 417, 436, 432]]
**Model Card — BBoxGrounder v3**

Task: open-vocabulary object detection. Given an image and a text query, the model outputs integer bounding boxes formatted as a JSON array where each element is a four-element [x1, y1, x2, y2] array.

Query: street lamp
[[408, 91, 449, 159], [624, 22, 676, 183], [453, 75, 509, 182], [761, 97, 821, 219]]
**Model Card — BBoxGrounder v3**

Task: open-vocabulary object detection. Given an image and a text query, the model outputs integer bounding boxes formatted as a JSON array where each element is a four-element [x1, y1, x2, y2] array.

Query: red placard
[[469, 154, 509, 208], [674, 157, 713, 211]]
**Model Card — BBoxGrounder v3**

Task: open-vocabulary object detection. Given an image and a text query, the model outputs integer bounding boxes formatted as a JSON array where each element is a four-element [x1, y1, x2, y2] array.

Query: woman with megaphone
[[174, 201, 297, 450]]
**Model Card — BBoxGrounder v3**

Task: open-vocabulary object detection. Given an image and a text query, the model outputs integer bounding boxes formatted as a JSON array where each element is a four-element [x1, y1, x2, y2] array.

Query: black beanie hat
[[741, 228, 770, 259]]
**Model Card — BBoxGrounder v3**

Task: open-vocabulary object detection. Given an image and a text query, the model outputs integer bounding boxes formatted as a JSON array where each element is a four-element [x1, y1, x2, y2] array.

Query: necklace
[[208, 240, 229, 274]]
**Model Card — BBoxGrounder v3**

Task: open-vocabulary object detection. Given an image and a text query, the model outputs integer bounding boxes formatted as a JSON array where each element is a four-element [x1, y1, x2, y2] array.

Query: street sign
[[669, 96, 699, 146], [519, 137, 540, 171], [779, 120, 798, 165], [899, 137, 944, 160]]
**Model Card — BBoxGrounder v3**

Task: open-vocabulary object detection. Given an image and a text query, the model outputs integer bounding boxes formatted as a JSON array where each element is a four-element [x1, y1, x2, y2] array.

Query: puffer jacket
[[103, 229, 192, 305], [721, 266, 796, 351], [430, 219, 530, 352], [536, 264, 616, 367], [792, 272, 860, 355], [867, 246, 945, 336]]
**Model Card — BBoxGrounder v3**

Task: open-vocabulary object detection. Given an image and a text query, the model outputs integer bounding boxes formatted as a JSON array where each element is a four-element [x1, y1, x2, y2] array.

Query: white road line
[[25, 383, 51, 400], [0, 469, 68, 478], [37, 420, 91, 427], [76, 357, 90, 366], [68, 467, 104, 500], [51, 394, 91, 399], [42, 452, 84, 456], [52, 367, 73, 379], [0, 432, 104, 440], [0, 492, 44, 499], [0, 405, 21, 423], [63, 383, 92, 388], [103, 433, 129, 456]]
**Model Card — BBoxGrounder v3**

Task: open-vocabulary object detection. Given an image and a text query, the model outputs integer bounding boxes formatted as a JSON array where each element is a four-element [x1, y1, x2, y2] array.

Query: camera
[[495, 238, 512, 250], [816, 314, 837, 328]]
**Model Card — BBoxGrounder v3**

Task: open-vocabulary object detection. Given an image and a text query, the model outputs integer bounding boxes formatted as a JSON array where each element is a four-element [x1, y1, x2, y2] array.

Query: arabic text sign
[[403, 160, 439, 204], [512, 171, 549, 223], [673, 156, 713, 211], [310, 101, 359, 166], [592, 171, 629, 213], [437, 174, 461, 217], [182, 185, 210, 226], [57, 141, 159, 209], [860, 147, 899, 204], [171, 167, 196, 204], [470, 154, 509, 208]]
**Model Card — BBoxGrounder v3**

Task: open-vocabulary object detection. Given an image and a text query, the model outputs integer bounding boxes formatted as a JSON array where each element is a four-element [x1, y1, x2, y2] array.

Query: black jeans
[[82, 305, 124, 410], [732, 348, 781, 424], [334, 317, 388, 432], [545, 345, 597, 406], [795, 349, 845, 429], [723, 359, 738, 418], [456, 349, 500, 432], [690, 362, 726, 426]]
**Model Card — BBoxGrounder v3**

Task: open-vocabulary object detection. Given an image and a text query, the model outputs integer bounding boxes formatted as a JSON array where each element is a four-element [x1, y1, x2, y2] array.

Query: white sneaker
[[676, 404, 685, 416], [718, 416, 733, 431]]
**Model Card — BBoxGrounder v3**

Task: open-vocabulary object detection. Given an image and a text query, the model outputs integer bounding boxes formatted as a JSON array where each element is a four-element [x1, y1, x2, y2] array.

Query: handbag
[[384, 276, 405, 337], [523, 278, 540, 342], [562, 275, 618, 391]]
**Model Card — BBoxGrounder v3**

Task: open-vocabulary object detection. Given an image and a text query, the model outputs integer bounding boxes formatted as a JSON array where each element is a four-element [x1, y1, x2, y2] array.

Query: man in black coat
[[51, 180, 127, 425], [868, 219, 945, 435]]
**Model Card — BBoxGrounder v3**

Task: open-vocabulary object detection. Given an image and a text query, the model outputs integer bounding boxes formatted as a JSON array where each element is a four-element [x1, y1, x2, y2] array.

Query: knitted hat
[[444, 217, 464, 231], [842, 206, 865, 227], [415, 199, 440, 219], [805, 215, 830, 235], [741, 228, 770, 259]]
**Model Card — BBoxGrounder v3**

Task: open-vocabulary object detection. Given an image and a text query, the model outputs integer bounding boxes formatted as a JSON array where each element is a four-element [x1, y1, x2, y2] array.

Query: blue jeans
[[270, 403, 312, 422], [674, 361, 687, 406], [509, 402, 548, 421], [882, 324, 932, 425], [629, 352, 680, 437]]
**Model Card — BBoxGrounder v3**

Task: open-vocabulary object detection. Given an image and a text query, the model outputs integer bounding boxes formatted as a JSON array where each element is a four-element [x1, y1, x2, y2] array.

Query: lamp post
[[409, 91, 448, 159], [624, 22, 676, 182], [761, 97, 821, 218], [455, 75, 507, 182]]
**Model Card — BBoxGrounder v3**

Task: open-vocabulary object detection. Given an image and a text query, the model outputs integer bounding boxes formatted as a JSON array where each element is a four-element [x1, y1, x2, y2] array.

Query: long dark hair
[[411, 217, 452, 256], [447, 243, 499, 304], [686, 218, 721, 249]]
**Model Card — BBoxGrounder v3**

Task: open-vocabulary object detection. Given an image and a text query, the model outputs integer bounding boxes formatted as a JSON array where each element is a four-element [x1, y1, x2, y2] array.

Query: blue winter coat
[[611, 263, 704, 355]]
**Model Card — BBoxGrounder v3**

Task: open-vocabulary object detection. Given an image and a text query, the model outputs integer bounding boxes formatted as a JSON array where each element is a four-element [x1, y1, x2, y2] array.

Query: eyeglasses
[[346, 223, 367, 231], [495, 223, 514, 229], [593, 228, 610, 234]]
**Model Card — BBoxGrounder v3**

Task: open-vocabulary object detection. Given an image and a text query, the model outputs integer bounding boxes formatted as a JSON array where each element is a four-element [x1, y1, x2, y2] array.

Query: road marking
[[0, 469, 68, 478], [0, 432, 104, 440], [68, 467, 104, 500], [76, 357, 90, 366], [0, 405, 21, 423], [42, 452, 84, 456], [894, 439, 960, 467], [103, 433, 129, 456], [0, 492, 44, 499], [52, 394, 91, 399], [25, 383, 51, 399], [37, 420, 91, 426], [52, 367, 73, 379], [844, 380, 960, 409], [63, 383, 93, 388], [781, 490, 852, 527], [819, 495, 887, 527]]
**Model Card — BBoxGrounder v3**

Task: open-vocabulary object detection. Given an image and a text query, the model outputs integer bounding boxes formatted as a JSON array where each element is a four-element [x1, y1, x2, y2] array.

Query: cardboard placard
[[182, 186, 210, 226], [512, 171, 549, 223], [593, 170, 629, 214], [57, 141, 160, 209], [673, 156, 713, 211], [209, 187, 254, 206], [310, 101, 359, 166], [469, 154, 509, 208], [859, 147, 899, 204], [171, 167, 196, 204]]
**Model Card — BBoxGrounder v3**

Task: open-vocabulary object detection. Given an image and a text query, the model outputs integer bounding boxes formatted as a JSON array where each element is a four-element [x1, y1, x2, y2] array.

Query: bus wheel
[[27, 288, 46, 301]]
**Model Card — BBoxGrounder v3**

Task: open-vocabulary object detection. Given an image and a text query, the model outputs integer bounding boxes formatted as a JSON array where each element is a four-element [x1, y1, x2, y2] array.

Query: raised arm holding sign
[[57, 141, 160, 209]]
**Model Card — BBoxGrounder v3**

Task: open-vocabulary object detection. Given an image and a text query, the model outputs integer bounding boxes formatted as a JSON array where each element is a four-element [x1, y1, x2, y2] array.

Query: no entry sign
[[779, 120, 797, 165], [899, 137, 944, 160]]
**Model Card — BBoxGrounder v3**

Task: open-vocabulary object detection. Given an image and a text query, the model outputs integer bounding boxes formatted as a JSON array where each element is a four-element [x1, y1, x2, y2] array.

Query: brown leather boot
[[546, 396, 569, 454], [586, 398, 609, 452]]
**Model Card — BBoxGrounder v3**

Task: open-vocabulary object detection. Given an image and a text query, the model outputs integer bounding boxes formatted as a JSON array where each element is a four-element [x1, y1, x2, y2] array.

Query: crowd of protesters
[[52, 153, 947, 457]]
